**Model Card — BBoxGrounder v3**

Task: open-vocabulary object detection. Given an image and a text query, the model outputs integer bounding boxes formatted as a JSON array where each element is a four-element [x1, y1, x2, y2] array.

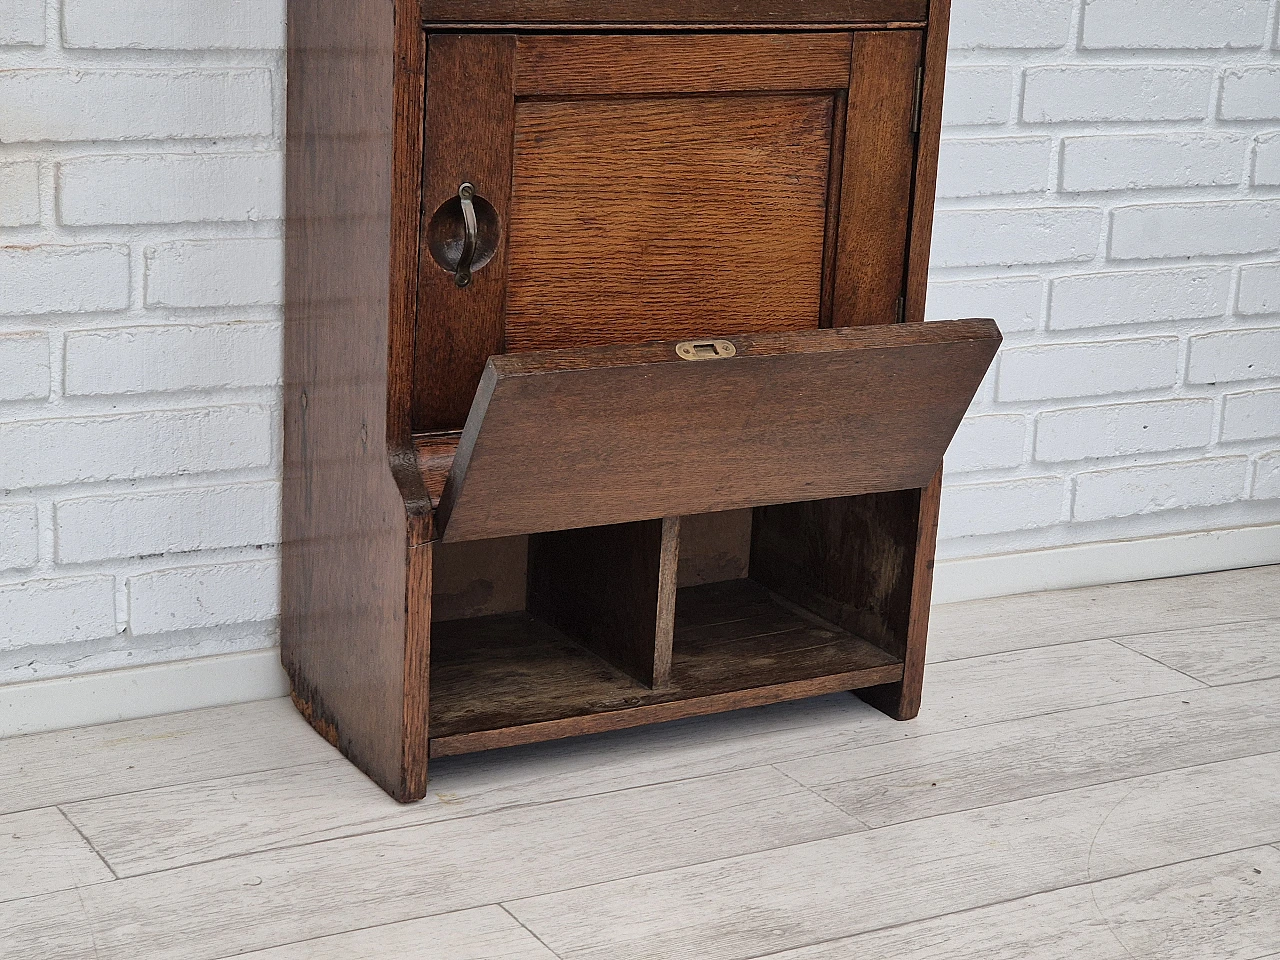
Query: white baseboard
[[4, 523, 1279, 740], [0, 648, 290, 739], [933, 522, 1280, 603]]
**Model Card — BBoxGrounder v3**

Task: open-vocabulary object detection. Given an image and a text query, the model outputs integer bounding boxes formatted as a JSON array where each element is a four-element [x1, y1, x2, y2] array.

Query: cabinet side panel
[[283, 0, 424, 800]]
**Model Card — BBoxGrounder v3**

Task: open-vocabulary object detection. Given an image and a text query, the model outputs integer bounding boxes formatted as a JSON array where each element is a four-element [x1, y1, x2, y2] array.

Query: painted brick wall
[[0, 0, 285, 682], [1, 0, 1279, 684], [930, 0, 1280, 559]]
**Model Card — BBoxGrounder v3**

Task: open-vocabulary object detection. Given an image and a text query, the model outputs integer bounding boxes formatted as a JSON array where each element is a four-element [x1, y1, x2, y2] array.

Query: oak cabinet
[[284, 0, 998, 801]]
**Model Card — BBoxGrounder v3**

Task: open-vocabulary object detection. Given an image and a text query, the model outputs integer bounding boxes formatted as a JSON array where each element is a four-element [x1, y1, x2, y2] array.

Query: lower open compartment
[[427, 500, 915, 757]]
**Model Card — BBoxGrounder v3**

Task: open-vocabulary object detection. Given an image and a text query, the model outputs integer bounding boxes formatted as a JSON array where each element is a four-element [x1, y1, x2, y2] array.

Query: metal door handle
[[426, 182, 500, 289], [455, 183, 478, 288]]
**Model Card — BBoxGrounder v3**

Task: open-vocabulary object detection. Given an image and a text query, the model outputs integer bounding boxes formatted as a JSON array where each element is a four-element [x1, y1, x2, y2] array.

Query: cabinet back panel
[[504, 94, 833, 351]]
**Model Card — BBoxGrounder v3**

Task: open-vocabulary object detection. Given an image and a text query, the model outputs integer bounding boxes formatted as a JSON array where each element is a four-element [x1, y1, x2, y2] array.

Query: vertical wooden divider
[[528, 517, 680, 688]]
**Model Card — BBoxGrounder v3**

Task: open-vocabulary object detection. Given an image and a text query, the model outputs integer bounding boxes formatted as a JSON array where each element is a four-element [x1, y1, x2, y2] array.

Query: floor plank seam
[[767, 762, 874, 831], [0, 756, 343, 819], [499, 902, 569, 959], [59, 677, 1276, 881], [835, 746, 1280, 833], [199, 904, 520, 960], [727, 839, 1280, 960], [58, 805, 119, 881], [766, 680, 1241, 774], [103, 763, 872, 884], [1107, 640, 1213, 689], [929, 613, 1280, 665]]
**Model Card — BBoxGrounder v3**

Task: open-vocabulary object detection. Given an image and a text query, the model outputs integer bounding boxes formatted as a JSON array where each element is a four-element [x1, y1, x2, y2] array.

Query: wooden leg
[[856, 469, 942, 720], [528, 517, 680, 688], [400, 540, 432, 798]]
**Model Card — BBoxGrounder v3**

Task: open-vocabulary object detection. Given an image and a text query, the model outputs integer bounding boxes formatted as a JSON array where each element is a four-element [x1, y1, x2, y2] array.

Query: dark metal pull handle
[[426, 182, 499, 287], [455, 182, 478, 288]]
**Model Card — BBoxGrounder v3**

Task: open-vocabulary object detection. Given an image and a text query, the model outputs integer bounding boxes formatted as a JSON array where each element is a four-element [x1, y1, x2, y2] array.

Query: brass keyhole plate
[[676, 339, 738, 361]]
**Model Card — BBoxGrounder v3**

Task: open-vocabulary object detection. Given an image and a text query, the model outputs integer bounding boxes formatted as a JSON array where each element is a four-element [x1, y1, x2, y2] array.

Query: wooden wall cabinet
[[284, 0, 999, 801]]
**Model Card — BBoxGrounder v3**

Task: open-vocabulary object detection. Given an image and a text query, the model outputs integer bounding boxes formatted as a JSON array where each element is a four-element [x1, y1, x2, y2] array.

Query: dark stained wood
[[513, 33, 852, 96], [751, 490, 921, 660], [676, 508, 752, 588], [832, 30, 923, 327], [818, 88, 848, 328], [415, 429, 461, 507], [412, 34, 516, 431], [402, 541, 432, 799], [504, 94, 833, 352], [905, 0, 952, 324], [421, 0, 929, 26], [435, 320, 1001, 542], [282, 0, 429, 802], [387, 25, 425, 451], [857, 467, 942, 718], [528, 517, 680, 687], [428, 578, 903, 755], [432, 534, 528, 622], [289, 0, 981, 794]]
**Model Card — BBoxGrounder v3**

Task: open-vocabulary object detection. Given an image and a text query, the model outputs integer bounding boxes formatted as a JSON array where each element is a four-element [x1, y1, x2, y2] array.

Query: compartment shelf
[[429, 578, 903, 756]]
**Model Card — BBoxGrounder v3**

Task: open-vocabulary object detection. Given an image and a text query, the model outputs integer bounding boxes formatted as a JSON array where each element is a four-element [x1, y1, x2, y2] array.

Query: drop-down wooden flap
[[430, 319, 1001, 543]]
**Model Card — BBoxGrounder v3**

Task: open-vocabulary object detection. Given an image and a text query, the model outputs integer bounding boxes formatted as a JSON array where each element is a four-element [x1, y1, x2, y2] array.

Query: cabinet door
[[415, 31, 922, 431]]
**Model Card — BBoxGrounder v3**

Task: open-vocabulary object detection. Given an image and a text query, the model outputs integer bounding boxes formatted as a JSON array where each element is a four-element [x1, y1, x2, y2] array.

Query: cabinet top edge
[[421, 0, 931, 28]]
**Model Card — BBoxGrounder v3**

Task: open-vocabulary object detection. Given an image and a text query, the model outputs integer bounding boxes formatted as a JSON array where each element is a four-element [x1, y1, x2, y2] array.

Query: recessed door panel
[[414, 30, 923, 430], [505, 94, 833, 351]]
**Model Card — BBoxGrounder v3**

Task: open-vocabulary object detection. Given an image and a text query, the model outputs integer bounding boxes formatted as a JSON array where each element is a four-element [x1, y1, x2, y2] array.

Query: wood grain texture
[[429, 578, 901, 754], [751, 491, 921, 661], [506, 751, 1280, 960], [857, 467, 941, 719], [904, 0, 951, 324], [48, 643, 1269, 881], [504, 94, 833, 351], [386, 23, 425, 450], [233, 906, 560, 960], [780, 676, 1280, 827], [413, 34, 516, 431], [436, 320, 1000, 542], [0, 807, 113, 902], [917, 638, 1203, 731], [1117, 618, 1280, 686], [528, 517, 679, 687], [0, 699, 332, 815], [929, 565, 1280, 663], [831, 29, 922, 327], [431, 535, 528, 621], [282, 0, 426, 802], [514, 33, 852, 95], [676, 509, 752, 588], [0, 768, 857, 960], [421, 0, 929, 25], [762, 847, 1280, 960], [49, 699, 900, 878]]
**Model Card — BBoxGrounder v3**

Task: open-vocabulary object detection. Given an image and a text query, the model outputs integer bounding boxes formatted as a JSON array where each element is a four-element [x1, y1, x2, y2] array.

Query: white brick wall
[[1, 0, 1279, 685], [0, 0, 283, 681], [934, 0, 1280, 555]]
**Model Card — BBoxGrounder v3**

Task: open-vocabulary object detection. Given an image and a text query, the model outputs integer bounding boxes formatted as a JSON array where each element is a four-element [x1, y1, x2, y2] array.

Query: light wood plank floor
[[3, 566, 1278, 960]]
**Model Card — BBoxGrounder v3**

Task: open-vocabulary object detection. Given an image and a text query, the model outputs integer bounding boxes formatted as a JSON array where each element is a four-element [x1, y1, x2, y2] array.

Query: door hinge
[[895, 296, 905, 323], [911, 66, 924, 136]]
